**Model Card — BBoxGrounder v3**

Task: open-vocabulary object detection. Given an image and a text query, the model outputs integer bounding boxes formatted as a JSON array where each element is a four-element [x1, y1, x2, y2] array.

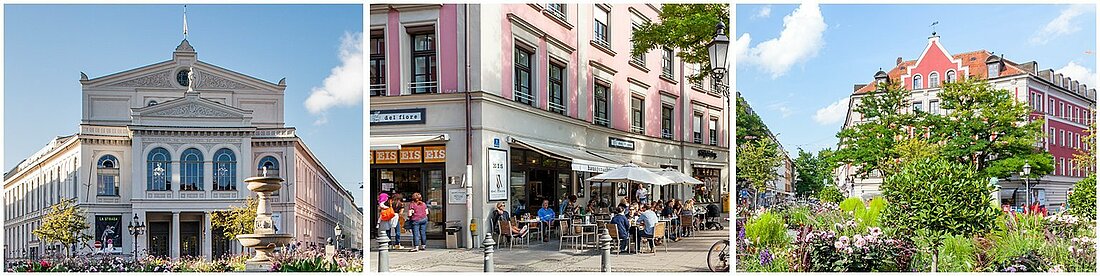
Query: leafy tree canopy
[[737, 138, 783, 194], [794, 148, 835, 197], [833, 81, 919, 178], [211, 197, 258, 240], [1067, 175, 1096, 220], [630, 3, 729, 83], [32, 198, 91, 257], [737, 94, 770, 146]]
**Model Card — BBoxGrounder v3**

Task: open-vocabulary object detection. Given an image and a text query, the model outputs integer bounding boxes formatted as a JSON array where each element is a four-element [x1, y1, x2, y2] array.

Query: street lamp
[[706, 21, 730, 98], [128, 213, 146, 260], [333, 224, 343, 251], [1022, 161, 1032, 208]]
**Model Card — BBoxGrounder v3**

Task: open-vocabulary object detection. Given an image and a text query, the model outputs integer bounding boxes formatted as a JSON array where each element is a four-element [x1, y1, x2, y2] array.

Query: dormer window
[[912, 74, 923, 90], [986, 55, 1002, 77], [873, 70, 888, 84]]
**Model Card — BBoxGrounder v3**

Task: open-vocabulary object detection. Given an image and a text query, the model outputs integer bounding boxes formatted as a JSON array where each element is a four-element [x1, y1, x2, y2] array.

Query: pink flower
[[853, 235, 867, 248], [835, 236, 850, 250], [868, 227, 883, 236]]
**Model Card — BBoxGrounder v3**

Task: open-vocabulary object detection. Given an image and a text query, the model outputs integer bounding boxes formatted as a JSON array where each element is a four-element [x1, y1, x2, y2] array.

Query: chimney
[[1019, 61, 1038, 74], [1054, 73, 1063, 86], [1071, 80, 1079, 92], [1039, 69, 1053, 81], [896, 57, 903, 65]]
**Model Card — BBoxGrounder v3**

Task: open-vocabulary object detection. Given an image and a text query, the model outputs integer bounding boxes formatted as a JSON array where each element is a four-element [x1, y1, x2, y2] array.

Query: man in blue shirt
[[636, 204, 659, 252], [609, 206, 631, 253], [537, 199, 556, 242]]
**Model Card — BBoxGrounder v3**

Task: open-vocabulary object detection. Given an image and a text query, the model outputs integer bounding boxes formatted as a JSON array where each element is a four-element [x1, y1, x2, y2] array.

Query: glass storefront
[[693, 167, 721, 203], [510, 149, 572, 215], [369, 145, 447, 238]]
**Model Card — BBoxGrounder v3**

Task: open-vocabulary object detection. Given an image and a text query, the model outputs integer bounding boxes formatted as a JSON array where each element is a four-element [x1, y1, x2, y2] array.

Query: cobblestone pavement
[[369, 221, 730, 272]]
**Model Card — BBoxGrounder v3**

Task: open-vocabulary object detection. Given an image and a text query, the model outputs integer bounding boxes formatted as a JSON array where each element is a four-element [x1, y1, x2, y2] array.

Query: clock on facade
[[176, 69, 190, 86]]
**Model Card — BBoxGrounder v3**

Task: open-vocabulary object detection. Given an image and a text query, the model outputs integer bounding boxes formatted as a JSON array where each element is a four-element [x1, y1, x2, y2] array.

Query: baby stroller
[[704, 203, 724, 230]]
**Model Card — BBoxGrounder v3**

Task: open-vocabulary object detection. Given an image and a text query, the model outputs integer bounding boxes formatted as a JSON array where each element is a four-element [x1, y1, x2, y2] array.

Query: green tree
[[926, 78, 1052, 178], [736, 95, 771, 146], [817, 185, 844, 203], [1067, 176, 1096, 220], [882, 157, 999, 272], [1073, 119, 1095, 171], [737, 139, 783, 209], [32, 198, 92, 257], [211, 197, 258, 240], [793, 148, 835, 197], [630, 3, 729, 83], [833, 81, 922, 179]]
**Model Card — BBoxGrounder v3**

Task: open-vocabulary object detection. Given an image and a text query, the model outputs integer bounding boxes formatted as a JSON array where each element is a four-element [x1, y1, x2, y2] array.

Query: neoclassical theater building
[[3, 39, 363, 260]]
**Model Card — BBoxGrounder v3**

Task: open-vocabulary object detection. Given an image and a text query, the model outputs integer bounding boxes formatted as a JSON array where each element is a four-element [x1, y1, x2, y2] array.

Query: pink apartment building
[[368, 4, 729, 246], [837, 33, 1096, 209]]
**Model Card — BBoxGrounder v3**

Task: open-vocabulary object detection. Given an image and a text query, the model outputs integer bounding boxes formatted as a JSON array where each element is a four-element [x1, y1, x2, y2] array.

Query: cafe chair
[[679, 215, 695, 237], [558, 220, 581, 251], [498, 221, 520, 250], [640, 222, 667, 255], [606, 226, 622, 255]]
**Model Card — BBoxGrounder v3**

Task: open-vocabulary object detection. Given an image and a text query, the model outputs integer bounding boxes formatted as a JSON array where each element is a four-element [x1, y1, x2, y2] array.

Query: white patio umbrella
[[586, 163, 674, 185], [653, 168, 704, 185]]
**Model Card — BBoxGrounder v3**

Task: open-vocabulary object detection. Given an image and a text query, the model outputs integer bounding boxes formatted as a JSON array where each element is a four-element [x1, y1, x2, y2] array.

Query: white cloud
[[305, 32, 364, 125], [753, 6, 771, 19], [737, 3, 827, 79], [768, 102, 793, 118], [814, 97, 849, 125], [1055, 61, 1097, 88], [1030, 4, 1092, 45]]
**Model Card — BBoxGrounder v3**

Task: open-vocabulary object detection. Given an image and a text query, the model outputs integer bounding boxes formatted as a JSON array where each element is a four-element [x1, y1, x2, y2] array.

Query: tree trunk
[[931, 248, 939, 272]]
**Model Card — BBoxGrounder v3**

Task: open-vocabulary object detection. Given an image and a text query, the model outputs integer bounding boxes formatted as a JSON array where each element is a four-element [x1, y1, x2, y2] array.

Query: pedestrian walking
[[408, 192, 429, 252]]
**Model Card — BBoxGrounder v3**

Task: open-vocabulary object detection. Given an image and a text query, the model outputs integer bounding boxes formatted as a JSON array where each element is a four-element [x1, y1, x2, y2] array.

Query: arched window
[[912, 74, 923, 90], [258, 156, 280, 177], [945, 70, 956, 83], [181, 148, 203, 191], [214, 149, 237, 191], [929, 72, 940, 88], [147, 148, 171, 191], [97, 155, 119, 196]]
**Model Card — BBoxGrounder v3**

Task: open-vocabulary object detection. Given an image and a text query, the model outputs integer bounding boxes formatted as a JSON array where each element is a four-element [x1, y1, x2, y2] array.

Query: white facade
[[3, 39, 362, 260]]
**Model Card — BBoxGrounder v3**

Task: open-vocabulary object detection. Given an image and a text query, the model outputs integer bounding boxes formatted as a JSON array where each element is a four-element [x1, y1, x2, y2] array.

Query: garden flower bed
[[737, 198, 1097, 272], [5, 246, 363, 272]]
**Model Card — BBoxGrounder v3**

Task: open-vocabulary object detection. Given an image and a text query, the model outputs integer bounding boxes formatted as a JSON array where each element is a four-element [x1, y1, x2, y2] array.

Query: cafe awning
[[691, 161, 727, 169], [370, 134, 449, 150], [509, 137, 620, 173]]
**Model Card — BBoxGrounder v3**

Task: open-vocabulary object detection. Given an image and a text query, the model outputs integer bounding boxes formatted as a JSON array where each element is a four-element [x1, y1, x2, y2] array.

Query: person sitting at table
[[560, 195, 577, 218], [636, 204, 659, 252], [618, 198, 631, 214], [537, 199, 556, 242], [490, 202, 511, 236], [610, 206, 631, 253], [585, 199, 598, 215]]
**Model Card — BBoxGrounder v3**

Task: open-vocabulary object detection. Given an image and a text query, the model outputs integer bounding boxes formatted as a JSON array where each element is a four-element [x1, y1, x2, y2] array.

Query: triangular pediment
[[134, 95, 250, 119], [82, 40, 284, 92]]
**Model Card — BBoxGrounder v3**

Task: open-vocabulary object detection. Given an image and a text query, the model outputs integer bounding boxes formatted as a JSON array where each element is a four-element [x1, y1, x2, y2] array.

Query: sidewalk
[[369, 221, 730, 272]]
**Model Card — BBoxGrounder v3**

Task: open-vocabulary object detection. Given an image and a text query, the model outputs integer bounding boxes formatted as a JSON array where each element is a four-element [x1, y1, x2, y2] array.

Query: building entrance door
[[179, 221, 200, 257], [148, 222, 169, 257], [371, 165, 447, 239]]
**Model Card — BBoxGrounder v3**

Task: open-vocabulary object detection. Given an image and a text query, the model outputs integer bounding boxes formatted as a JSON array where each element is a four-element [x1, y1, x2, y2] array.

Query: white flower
[[854, 235, 867, 248], [835, 223, 844, 230], [868, 227, 883, 236], [835, 236, 850, 250]]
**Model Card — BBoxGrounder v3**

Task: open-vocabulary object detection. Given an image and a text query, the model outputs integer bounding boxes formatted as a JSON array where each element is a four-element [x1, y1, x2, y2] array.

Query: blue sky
[[4, 4, 364, 206], [736, 4, 1097, 155]]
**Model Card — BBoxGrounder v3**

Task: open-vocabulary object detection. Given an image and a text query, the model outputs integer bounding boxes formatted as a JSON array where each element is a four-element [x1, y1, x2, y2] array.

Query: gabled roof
[[852, 50, 1027, 95], [80, 40, 285, 91]]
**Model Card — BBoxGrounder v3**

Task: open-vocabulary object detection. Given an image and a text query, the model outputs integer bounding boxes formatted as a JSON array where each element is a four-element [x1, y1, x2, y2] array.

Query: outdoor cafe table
[[519, 218, 542, 244], [574, 222, 599, 248]]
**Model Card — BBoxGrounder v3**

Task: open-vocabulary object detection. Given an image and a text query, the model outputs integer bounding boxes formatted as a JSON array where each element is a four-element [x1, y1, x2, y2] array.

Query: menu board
[[487, 148, 509, 201]]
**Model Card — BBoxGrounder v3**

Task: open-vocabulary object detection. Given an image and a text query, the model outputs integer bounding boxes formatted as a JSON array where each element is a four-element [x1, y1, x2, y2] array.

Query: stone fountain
[[237, 168, 294, 271]]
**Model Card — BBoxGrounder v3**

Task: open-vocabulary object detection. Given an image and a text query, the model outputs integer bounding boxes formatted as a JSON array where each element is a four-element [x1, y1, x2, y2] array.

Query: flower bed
[[5, 247, 363, 272]]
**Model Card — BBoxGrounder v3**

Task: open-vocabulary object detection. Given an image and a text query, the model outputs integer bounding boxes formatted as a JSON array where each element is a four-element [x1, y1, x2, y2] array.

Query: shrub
[[839, 197, 865, 214], [915, 235, 976, 272], [817, 185, 844, 203], [797, 227, 911, 272], [1067, 176, 1096, 220], [855, 196, 886, 229], [882, 158, 999, 272], [746, 211, 790, 249], [783, 206, 813, 229]]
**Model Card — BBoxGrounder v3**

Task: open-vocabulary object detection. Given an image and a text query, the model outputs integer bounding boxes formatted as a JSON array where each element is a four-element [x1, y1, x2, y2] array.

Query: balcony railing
[[595, 117, 610, 127], [409, 81, 438, 94], [369, 84, 387, 96], [548, 101, 566, 114], [662, 129, 673, 139], [631, 125, 644, 134], [514, 90, 535, 105], [693, 134, 703, 144]]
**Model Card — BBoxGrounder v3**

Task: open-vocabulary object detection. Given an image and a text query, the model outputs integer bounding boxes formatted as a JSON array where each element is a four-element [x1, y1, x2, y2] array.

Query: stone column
[[171, 211, 180, 259], [203, 211, 213, 260]]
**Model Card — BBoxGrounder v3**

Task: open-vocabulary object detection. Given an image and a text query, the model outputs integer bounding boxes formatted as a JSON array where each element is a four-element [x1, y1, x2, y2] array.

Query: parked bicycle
[[707, 238, 729, 272]]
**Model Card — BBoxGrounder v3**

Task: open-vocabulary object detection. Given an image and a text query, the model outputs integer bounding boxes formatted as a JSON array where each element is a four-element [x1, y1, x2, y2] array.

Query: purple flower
[[759, 248, 773, 267]]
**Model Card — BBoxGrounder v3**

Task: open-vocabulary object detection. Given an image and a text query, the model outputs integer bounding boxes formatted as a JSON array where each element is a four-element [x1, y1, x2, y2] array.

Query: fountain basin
[[237, 233, 294, 248], [244, 177, 283, 193]]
